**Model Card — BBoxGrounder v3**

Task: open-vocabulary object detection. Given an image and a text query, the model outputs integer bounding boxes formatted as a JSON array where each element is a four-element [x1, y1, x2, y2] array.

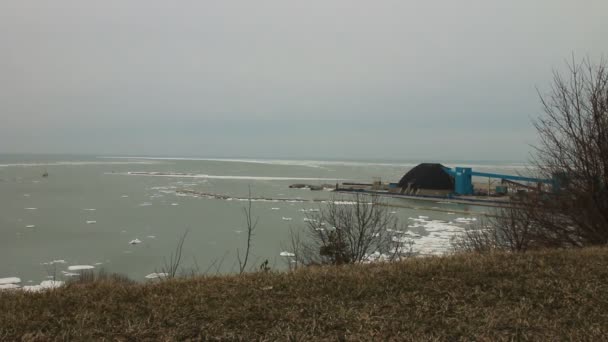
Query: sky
[[0, 0, 606, 161]]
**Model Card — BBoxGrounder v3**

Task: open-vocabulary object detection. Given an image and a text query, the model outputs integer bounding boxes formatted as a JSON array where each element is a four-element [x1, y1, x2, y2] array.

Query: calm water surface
[[0, 155, 527, 284]]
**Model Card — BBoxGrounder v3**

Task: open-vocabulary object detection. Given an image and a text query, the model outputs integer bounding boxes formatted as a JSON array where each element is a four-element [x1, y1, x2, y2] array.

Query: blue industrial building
[[442, 166, 556, 195]]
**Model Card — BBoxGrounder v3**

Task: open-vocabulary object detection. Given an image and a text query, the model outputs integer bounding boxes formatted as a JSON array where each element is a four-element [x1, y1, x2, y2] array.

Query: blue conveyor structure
[[442, 167, 556, 195]]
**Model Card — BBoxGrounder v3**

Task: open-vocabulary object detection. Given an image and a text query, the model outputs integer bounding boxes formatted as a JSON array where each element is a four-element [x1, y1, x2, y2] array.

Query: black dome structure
[[397, 163, 454, 191]]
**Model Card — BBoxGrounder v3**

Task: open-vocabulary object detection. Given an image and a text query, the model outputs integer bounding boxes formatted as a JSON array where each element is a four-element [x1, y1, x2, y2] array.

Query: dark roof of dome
[[397, 163, 454, 190]]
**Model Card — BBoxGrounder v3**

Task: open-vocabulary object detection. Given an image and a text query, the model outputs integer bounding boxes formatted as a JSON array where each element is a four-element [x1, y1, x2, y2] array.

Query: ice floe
[[0, 277, 21, 285], [363, 251, 393, 263], [454, 217, 477, 223], [22, 281, 64, 292], [454, 217, 477, 222], [25, 225, 35, 228], [0, 160, 159, 168], [282, 217, 293, 221], [86, 220, 96, 224], [404, 217, 467, 255], [123, 171, 342, 182], [271, 207, 280, 210], [145, 272, 168, 279], [139, 202, 152, 207], [170, 203, 179, 206], [129, 238, 142, 245], [67, 265, 95, 271], [83, 208, 96, 211], [146, 235, 156, 239], [121, 195, 129, 198], [0, 277, 65, 292], [41, 260, 66, 265], [279, 251, 295, 257], [299, 208, 320, 212], [25, 208, 37, 210]]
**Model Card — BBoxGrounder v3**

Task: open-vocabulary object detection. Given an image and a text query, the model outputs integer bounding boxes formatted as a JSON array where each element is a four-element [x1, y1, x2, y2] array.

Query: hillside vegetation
[[2, 248, 608, 341]]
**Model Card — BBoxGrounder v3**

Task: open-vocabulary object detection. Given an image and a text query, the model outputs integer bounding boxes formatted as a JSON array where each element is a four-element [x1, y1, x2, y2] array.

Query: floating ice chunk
[[282, 217, 292, 221], [25, 225, 35, 228], [392, 236, 410, 243], [279, 251, 295, 257], [23, 280, 64, 292], [271, 207, 280, 210], [146, 235, 156, 239], [363, 251, 392, 263], [50, 260, 66, 265], [121, 195, 129, 198], [0, 277, 21, 285], [86, 220, 96, 224], [303, 218, 318, 222], [170, 203, 179, 206], [139, 202, 152, 207], [145, 272, 168, 279], [454, 217, 477, 223], [0, 284, 20, 290], [389, 211, 397, 214], [25, 208, 37, 210], [234, 230, 243, 234], [61, 271, 80, 277], [83, 208, 96, 211], [68, 265, 94, 271], [418, 215, 429, 219], [129, 238, 142, 245], [94, 262, 103, 266], [333, 201, 357, 205], [40, 280, 64, 288]]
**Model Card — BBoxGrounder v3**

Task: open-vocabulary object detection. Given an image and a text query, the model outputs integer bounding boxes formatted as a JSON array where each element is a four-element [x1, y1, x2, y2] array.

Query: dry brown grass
[[2, 248, 608, 341]]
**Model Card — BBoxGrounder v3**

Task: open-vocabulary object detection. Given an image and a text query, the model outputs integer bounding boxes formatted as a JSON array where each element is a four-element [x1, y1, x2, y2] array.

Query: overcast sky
[[0, 1, 606, 161]]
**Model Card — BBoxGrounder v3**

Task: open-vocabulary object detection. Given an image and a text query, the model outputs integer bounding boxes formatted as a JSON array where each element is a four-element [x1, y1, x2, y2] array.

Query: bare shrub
[[159, 230, 189, 279], [532, 56, 608, 245], [287, 194, 411, 266], [452, 205, 557, 253], [237, 187, 258, 274]]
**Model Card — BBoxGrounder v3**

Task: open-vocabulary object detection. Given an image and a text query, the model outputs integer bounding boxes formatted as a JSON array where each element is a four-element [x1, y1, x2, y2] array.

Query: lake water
[[0, 155, 527, 285]]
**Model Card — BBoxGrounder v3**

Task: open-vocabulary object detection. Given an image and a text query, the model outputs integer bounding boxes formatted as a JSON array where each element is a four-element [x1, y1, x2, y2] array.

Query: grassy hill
[[2, 248, 608, 341]]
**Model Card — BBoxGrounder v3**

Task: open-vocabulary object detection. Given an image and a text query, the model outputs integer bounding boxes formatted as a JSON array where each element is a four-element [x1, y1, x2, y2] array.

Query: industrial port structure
[[337, 163, 557, 204]]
